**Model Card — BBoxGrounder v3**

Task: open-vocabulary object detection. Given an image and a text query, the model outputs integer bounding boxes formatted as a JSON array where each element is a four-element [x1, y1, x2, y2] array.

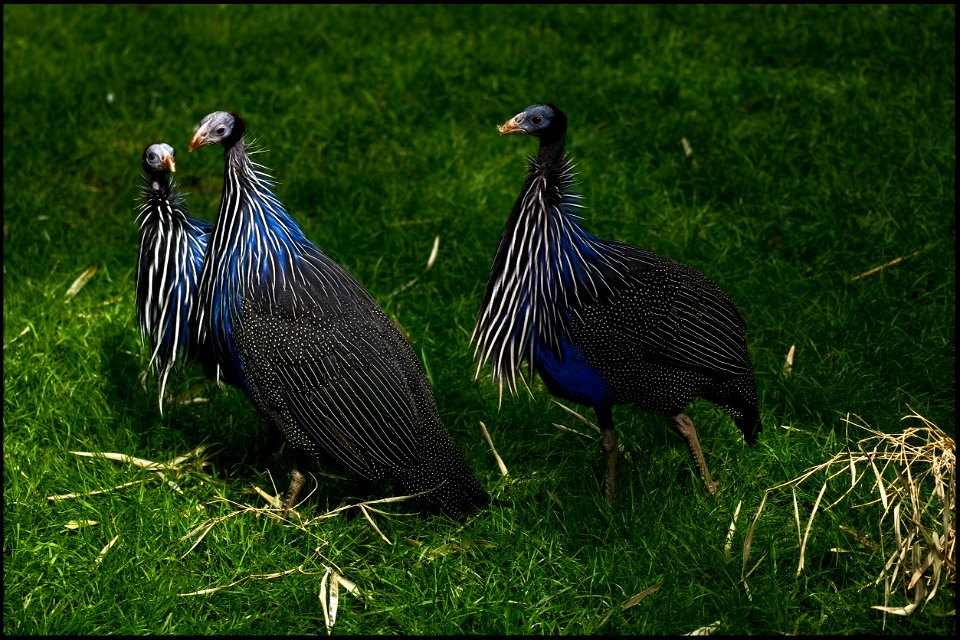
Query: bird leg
[[281, 467, 305, 517], [595, 406, 618, 502], [671, 413, 718, 495]]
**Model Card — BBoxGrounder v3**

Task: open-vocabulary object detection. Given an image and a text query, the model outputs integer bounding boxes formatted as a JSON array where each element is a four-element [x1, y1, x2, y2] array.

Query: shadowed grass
[[4, 4, 954, 635]]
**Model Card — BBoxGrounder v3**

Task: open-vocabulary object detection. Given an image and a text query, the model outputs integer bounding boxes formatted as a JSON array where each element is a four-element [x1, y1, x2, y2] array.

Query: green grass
[[4, 4, 954, 635]]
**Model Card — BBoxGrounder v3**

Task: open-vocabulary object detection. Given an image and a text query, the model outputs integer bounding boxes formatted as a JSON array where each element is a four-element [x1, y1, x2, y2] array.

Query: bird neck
[[137, 176, 184, 229], [141, 174, 171, 203], [219, 140, 308, 270], [148, 176, 170, 196], [135, 173, 207, 405], [507, 151, 611, 291], [536, 134, 567, 168], [472, 150, 628, 392], [197, 139, 309, 354]]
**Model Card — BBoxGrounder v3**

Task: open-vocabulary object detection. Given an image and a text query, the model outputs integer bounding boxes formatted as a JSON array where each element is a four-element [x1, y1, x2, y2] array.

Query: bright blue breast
[[534, 335, 611, 407]]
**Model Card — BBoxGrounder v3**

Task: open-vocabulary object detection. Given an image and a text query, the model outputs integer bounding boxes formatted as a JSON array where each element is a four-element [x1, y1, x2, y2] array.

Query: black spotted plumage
[[135, 142, 217, 413], [189, 111, 488, 518], [473, 103, 761, 499]]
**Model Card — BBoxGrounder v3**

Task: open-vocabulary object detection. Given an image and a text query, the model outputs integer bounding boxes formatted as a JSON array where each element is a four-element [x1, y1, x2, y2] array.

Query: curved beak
[[187, 130, 204, 153], [497, 116, 524, 135], [164, 155, 176, 173]]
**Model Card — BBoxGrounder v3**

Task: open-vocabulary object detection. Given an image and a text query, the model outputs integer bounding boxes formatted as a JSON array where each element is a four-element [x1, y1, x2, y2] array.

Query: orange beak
[[497, 117, 524, 135], [188, 131, 204, 152]]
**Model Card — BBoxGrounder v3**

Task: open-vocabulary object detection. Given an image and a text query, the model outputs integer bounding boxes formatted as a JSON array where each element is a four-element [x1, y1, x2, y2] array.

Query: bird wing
[[232, 251, 429, 479], [579, 240, 753, 378]]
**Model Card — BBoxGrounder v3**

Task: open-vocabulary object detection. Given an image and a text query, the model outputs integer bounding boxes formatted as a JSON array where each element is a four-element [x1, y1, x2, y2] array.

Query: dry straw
[[741, 408, 955, 624], [51, 446, 387, 633]]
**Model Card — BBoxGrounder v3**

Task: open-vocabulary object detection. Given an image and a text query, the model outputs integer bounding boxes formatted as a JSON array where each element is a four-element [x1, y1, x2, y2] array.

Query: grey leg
[[596, 406, 618, 502], [671, 413, 718, 495], [281, 466, 306, 517]]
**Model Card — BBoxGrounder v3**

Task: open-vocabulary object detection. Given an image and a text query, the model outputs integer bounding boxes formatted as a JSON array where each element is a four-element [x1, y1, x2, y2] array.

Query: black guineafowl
[[135, 142, 218, 413], [189, 111, 489, 518], [472, 103, 761, 499]]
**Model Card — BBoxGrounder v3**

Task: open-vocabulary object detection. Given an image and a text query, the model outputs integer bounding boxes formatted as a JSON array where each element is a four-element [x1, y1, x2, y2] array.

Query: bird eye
[[147, 152, 157, 162], [215, 126, 226, 135], [531, 116, 542, 125]]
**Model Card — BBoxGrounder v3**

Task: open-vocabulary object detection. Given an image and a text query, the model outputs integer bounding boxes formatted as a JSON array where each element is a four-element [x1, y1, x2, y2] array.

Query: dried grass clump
[[744, 409, 955, 621]]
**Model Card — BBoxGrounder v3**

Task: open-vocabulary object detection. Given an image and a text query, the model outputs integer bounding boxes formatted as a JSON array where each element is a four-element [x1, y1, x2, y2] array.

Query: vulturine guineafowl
[[472, 103, 761, 500], [136, 142, 217, 413], [189, 111, 489, 518]]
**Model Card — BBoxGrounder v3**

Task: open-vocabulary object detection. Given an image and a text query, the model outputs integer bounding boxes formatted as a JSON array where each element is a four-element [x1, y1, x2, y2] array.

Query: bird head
[[189, 111, 245, 152], [142, 143, 176, 174], [498, 103, 566, 139]]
